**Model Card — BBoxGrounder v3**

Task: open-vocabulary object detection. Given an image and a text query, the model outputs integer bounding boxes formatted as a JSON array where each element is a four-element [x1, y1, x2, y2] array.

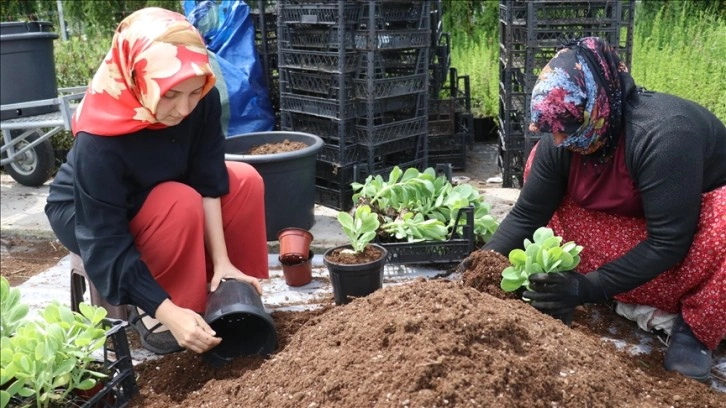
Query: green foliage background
[[443, 0, 726, 121], [1, 0, 724, 154]]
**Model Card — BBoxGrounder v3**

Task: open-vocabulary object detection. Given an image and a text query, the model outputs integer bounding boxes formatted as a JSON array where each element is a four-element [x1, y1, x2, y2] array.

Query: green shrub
[[54, 36, 110, 89], [631, 2, 726, 120], [48, 35, 112, 163]]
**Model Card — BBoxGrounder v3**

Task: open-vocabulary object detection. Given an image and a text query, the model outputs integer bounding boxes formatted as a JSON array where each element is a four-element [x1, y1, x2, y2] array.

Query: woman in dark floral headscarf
[[467, 37, 726, 381], [45, 8, 269, 356]]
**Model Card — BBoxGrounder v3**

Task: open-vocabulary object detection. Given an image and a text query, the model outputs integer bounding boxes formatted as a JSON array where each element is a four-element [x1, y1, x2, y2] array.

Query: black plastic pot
[[323, 244, 388, 305], [225, 131, 324, 241], [203, 280, 277, 368]]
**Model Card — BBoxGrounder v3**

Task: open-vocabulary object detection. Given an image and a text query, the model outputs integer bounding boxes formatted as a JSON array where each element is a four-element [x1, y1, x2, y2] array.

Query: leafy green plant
[[0, 277, 28, 338], [500, 227, 583, 292], [0, 299, 109, 408], [381, 212, 449, 243], [351, 166, 499, 244], [337, 204, 380, 254]]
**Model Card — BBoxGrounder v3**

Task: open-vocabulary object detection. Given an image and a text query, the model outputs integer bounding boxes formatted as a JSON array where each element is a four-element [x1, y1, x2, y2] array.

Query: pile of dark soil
[[129, 266, 723, 407]]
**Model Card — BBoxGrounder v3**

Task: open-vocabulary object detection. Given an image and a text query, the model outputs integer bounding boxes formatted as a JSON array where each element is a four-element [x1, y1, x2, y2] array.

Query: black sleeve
[[73, 134, 168, 316], [483, 135, 570, 255], [186, 87, 229, 198], [590, 111, 704, 296]]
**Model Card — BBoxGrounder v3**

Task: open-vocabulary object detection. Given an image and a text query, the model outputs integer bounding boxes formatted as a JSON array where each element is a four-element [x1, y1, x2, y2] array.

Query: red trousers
[[525, 147, 726, 350], [128, 161, 268, 313]]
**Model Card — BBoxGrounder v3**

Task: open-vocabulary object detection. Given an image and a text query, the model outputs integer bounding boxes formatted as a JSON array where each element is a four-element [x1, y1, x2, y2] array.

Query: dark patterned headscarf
[[529, 37, 629, 156]]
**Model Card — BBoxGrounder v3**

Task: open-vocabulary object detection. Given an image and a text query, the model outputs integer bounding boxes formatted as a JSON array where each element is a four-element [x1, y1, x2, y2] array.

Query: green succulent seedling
[[0, 277, 28, 338], [500, 227, 583, 292], [337, 204, 381, 254], [0, 300, 108, 408], [350, 166, 500, 244]]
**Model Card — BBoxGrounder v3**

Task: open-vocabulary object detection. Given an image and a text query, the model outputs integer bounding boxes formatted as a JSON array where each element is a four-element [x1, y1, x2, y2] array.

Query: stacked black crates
[[498, 0, 634, 187], [428, 67, 473, 170], [429, 0, 449, 95], [250, 0, 280, 128], [278, 1, 431, 211], [427, 0, 472, 172]]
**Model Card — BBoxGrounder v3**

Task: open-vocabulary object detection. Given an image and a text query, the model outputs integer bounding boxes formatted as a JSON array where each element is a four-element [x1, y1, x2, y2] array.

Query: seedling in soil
[[500, 227, 583, 292]]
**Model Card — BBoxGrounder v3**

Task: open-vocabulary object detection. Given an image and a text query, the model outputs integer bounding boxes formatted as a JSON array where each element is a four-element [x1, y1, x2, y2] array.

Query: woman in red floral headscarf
[[45, 8, 269, 355], [462, 37, 726, 381]]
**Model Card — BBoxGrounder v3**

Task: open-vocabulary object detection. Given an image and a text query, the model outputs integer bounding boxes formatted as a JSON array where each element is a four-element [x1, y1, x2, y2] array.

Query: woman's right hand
[[154, 299, 222, 354]]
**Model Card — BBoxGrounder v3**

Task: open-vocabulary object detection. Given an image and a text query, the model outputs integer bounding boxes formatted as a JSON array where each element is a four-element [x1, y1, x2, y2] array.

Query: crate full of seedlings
[[348, 166, 500, 265]]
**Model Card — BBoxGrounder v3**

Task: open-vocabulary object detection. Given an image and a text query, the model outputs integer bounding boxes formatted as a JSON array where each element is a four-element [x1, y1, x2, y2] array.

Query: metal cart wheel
[[2, 129, 55, 187]]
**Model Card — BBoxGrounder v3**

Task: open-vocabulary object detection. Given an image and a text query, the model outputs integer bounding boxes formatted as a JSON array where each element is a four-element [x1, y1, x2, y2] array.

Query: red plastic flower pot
[[277, 227, 313, 264], [280, 250, 314, 287]]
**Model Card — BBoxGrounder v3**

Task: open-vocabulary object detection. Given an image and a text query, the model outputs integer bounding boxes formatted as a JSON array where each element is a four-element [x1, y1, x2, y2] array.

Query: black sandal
[[128, 306, 184, 355]]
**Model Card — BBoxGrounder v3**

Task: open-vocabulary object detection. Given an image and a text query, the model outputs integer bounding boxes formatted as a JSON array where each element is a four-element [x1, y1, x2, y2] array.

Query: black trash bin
[[225, 131, 324, 241], [0, 21, 59, 120]]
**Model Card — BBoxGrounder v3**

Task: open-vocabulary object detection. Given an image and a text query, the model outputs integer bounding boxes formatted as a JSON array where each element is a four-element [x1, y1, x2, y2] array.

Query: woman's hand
[[155, 299, 222, 354], [209, 259, 263, 295]]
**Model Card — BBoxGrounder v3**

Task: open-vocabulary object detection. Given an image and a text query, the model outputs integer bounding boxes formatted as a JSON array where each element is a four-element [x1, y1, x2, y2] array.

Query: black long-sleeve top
[[47, 88, 228, 316], [485, 89, 726, 297]]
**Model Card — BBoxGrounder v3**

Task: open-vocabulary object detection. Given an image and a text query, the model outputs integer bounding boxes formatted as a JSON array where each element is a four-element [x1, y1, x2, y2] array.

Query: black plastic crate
[[316, 159, 361, 189], [79, 319, 138, 408], [498, 108, 527, 139], [378, 206, 475, 264], [280, 111, 354, 144], [281, 70, 354, 99], [355, 92, 427, 118], [353, 73, 428, 99], [528, 1, 624, 26], [429, 131, 465, 152], [357, 48, 429, 78], [428, 152, 466, 171], [280, 92, 356, 120], [428, 112, 455, 137], [498, 129, 525, 151], [359, 133, 427, 162], [279, 26, 355, 50], [315, 183, 354, 211], [318, 142, 363, 166], [354, 29, 432, 51], [429, 32, 450, 96], [278, 2, 363, 26], [362, 1, 430, 28], [355, 115, 427, 146], [499, 147, 524, 188], [279, 50, 359, 73]]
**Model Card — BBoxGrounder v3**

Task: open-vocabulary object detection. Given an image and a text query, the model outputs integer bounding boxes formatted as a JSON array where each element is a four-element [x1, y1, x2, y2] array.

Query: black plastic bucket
[[203, 279, 277, 368], [0, 21, 59, 120], [225, 131, 324, 241]]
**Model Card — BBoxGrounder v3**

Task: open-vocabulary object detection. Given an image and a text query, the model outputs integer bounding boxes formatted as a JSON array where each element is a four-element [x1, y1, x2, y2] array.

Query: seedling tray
[[80, 319, 138, 408], [378, 206, 475, 265]]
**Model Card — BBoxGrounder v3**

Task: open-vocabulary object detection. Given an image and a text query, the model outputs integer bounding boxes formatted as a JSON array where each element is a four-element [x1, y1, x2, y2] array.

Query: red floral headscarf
[[529, 37, 628, 155], [72, 7, 216, 137]]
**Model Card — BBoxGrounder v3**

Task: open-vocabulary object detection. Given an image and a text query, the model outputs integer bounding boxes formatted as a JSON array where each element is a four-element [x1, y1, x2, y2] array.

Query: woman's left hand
[[209, 260, 263, 295]]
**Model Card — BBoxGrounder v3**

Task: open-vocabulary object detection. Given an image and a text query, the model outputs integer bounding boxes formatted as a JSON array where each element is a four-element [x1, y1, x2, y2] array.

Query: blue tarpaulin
[[184, 0, 275, 136]]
